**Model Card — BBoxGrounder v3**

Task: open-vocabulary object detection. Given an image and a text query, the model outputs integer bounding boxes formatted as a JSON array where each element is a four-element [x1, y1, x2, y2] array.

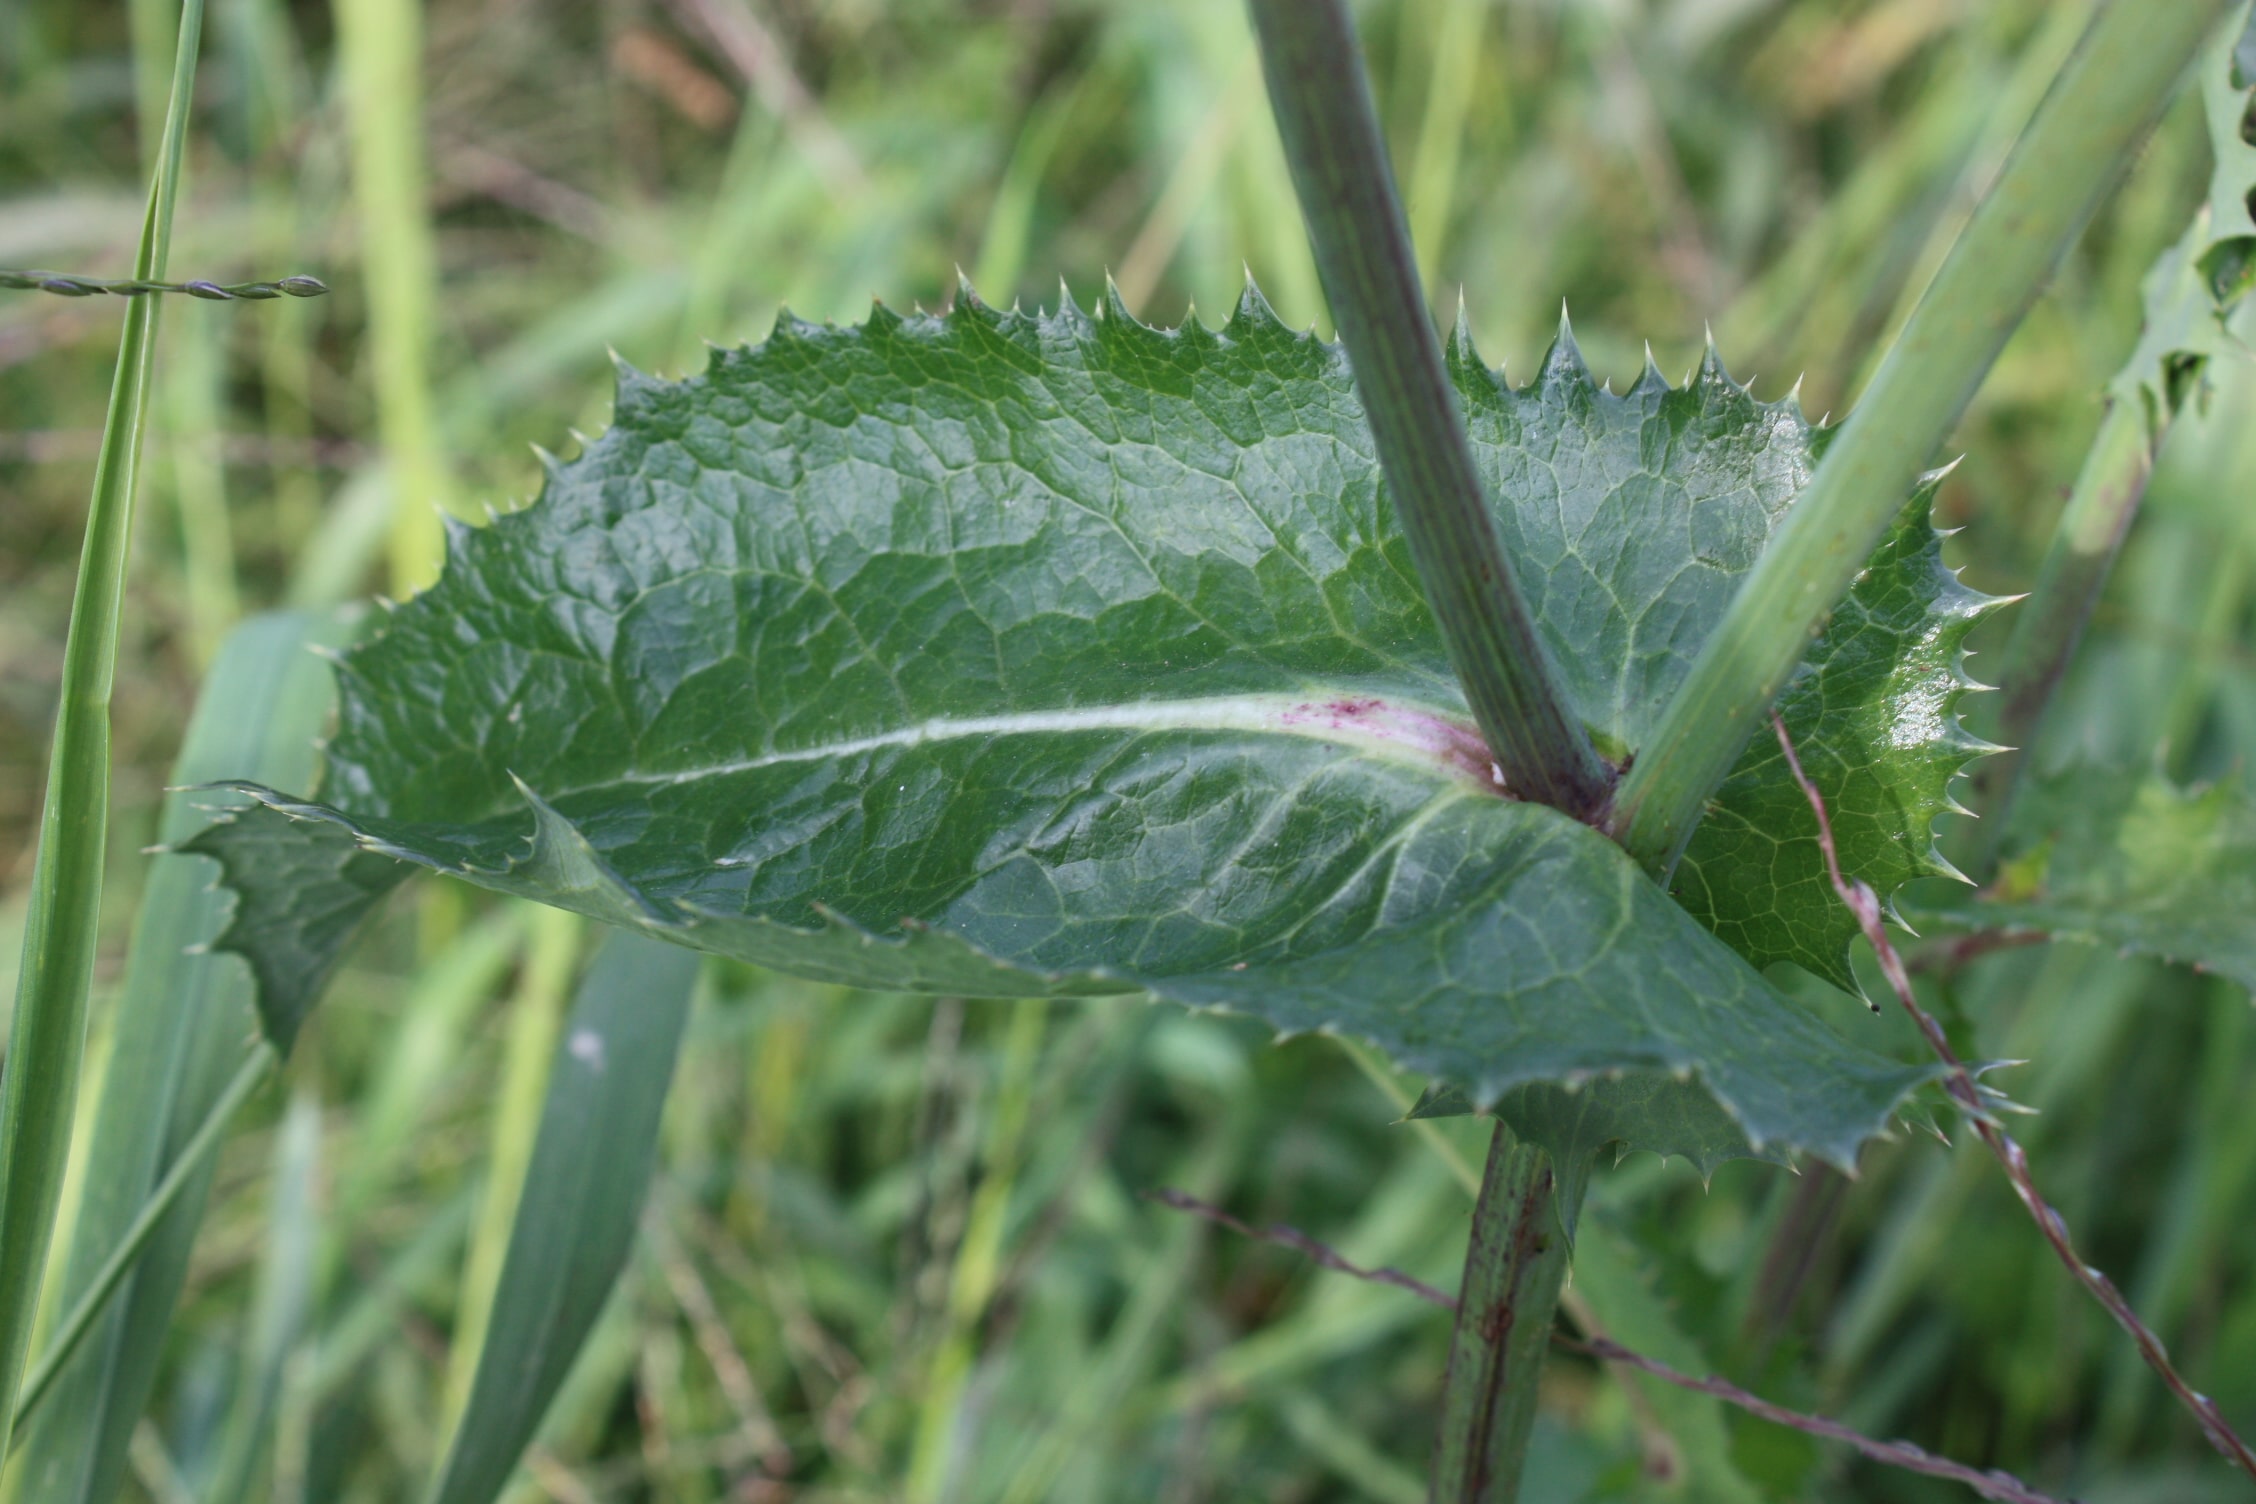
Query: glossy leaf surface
[[190, 289, 1957, 1166]]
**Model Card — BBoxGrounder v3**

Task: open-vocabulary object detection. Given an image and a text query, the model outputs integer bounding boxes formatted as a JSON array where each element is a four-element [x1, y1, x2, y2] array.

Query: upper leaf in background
[[2200, 8, 2256, 304], [188, 287, 1950, 1167], [1916, 763, 2256, 990]]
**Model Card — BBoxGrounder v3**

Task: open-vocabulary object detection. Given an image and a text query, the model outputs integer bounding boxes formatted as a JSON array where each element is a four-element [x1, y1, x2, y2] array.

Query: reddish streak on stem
[[1145, 1187, 2068, 1504], [1768, 711, 2256, 1484]]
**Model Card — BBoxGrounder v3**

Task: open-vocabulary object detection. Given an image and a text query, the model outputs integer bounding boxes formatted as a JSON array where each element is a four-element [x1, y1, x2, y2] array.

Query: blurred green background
[[3, 0, 2254, 1499]]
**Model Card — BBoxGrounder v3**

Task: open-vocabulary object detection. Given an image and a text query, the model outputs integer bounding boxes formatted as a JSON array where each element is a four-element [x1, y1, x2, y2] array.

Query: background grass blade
[[0, 0, 208, 1460], [438, 904, 580, 1436], [422, 929, 701, 1504], [332, 0, 451, 593], [0, 609, 354, 1504], [195, 1085, 319, 1504], [9, 1044, 272, 1441]]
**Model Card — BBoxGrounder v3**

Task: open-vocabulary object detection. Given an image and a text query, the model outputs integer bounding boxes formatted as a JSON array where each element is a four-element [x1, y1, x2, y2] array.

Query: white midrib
[[622, 692, 1504, 794]]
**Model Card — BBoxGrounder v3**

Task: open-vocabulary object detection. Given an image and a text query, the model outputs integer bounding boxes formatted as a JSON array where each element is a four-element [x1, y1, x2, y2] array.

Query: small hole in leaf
[[2163, 353, 2205, 413]]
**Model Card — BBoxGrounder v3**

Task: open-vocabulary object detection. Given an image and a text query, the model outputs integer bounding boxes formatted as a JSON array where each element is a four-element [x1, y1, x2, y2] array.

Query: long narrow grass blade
[[423, 930, 701, 1504], [333, 0, 450, 592], [198, 1086, 322, 1503], [10, 1046, 273, 1440], [439, 904, 581, 1440], [0, 0, 209, 1462], [1, 610, 354, 1504]]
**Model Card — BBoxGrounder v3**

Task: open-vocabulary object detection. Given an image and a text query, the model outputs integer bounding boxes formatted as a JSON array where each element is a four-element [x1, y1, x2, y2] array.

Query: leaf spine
[[1542, 304, 1588, 388], [1632, 341, 1668, 397], [1446, 295, 1482, 372], [1054, 279, 1094, 334], [1227, 274, 1282, 335]]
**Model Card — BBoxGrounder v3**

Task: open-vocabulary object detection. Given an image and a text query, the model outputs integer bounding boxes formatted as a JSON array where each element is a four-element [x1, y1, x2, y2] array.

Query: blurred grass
[[2, 1, 2254, 1499]]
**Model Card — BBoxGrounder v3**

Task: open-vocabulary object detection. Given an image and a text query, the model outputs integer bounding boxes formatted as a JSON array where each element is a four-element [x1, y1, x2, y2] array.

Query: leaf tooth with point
[[608, 350, 663, 420], [1537, 305, 1589, 392], [1630, 341, 1670, 398], [1444, 296, 1483, 374], [950, 269, 1000, 329], [1178, 305, 1218, 350], [769, 305, 821, 344], [528, 446, 568, 506], [1695, 328, 1730, 391], [1053, 279, 1094, 336], [1098, 274, 1165, 354], [1226, 274, 1283, 338]]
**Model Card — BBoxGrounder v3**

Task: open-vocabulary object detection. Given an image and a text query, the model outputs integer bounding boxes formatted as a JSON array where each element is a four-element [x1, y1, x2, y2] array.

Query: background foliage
[[2, 0, 2252, 1500]]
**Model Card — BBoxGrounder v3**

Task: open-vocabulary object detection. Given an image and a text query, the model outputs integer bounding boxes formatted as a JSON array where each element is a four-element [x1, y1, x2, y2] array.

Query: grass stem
[[0, 0, 207, 1462]]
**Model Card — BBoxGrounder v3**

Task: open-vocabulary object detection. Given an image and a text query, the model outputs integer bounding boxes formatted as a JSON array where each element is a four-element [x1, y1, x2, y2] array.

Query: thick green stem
[[0, 0, 205, 1462], [1429, 1123, 1582, 1503], [1606, 0, 2234, 876], [1971, 396, 2155, 852], [1245, 0, 1611, 819]]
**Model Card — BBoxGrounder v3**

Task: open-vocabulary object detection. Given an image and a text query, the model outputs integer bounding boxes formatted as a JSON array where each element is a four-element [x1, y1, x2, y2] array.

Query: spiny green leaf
[[1407, 1077, 1763, 1184], [2110, 212, 2245, 429], [1446, 322, 2003, 987], [179, 799, 413, 1055], [1673, 487, 2005, 988], [2099, 11, 2256, 430], [1916, 763, 2256, 989], [189, 287, 1950, 1167]]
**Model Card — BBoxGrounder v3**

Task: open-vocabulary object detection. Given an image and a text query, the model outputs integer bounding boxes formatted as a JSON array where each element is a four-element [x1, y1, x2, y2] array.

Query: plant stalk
[[1605, 0, 2235, 876], [1245, 0, 1611, 819], [0, 0, 205, 1462], [1429, 1123, 1581, 1503], [1970, 396, 2152, 848]]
